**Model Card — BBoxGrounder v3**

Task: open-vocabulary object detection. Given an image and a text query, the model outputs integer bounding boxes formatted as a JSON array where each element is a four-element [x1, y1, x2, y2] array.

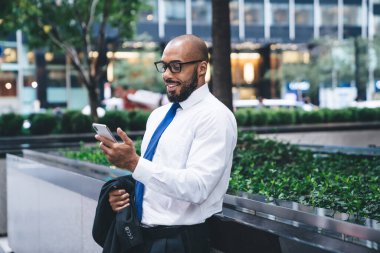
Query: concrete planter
[[5, 150, 380, 253]]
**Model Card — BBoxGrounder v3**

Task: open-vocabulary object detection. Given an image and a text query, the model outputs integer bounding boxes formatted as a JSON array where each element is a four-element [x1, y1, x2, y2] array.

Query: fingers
[[114, 202, 130, 212], [97, 141, 112, 156], [95, 134, 115, 148], [108, 189, 130, 212], [117, 128, 133, 145]]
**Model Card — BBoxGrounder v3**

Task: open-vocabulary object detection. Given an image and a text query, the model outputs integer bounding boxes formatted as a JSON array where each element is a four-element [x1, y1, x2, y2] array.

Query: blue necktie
[[135, 102, 180, 222]]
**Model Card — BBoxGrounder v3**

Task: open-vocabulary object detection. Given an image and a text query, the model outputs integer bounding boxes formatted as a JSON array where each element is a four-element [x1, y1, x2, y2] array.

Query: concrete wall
[[0, 159, 6, 235], [259, 129, 380, 148], [6, 154, 103, 253]]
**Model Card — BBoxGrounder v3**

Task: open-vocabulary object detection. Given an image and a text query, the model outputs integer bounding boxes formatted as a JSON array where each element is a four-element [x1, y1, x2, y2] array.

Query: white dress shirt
[[132, 84, 237, 226]]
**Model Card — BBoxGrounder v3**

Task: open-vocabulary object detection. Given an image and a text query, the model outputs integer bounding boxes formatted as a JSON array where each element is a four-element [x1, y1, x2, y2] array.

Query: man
[[95, 34, 237, 253]]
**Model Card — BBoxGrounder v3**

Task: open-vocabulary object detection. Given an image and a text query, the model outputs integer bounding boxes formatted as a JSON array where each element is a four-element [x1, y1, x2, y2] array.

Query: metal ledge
[[224, 193, 380, 245]]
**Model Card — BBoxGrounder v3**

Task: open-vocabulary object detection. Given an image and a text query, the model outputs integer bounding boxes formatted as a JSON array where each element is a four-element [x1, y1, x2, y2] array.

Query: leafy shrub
[[230, 132, 380, 220], [244, 109, 254, 126], [347, 107, 359, 122], [271, 109, 296, 125], [71, 113, 93, 133], [375, 108, 380, 121], [234, 109, 249, 126], [99, 110, 129, 132], [357, 108, 378, 122], [61, 110, 82, 133], [63, 145, 111, 166], [128, 110, 150, 131], [29, 113, 57, 135], [0, 113, 24, 136], [324, 108, 354, 123], [299, 110, 325, 124], [250, 109, 270, 126], [63, 138, 143, 166]]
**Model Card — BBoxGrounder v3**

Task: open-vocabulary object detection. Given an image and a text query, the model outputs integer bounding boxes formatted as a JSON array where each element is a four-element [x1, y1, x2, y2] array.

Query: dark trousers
[[130, 222, 210, 253]]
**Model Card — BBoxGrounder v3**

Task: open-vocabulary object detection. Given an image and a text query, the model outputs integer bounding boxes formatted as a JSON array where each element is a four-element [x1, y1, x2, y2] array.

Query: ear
[[198, 61, 208, 77]]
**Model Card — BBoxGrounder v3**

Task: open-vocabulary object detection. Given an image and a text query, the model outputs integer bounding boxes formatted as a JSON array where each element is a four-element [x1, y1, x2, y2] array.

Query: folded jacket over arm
[[92, 175, 143, 253]]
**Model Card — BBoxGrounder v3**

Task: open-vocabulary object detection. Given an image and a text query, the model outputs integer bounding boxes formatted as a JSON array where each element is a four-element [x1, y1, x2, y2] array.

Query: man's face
[[165, 67, 198, 103], [160, 44, 200, 103]]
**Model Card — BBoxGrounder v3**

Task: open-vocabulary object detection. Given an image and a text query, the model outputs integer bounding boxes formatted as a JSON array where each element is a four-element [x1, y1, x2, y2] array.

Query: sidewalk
[[0, 237, 12, 253]]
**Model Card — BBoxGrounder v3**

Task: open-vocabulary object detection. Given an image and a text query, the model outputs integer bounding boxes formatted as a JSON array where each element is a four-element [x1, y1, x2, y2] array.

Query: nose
[[162, 66, 174, 80]]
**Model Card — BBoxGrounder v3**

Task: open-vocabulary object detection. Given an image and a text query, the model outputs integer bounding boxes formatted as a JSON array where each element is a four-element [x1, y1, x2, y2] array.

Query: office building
[[1, 0, 380, 112]]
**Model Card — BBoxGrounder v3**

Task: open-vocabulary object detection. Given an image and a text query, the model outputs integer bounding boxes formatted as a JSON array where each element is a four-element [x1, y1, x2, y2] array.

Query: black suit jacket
[[92, 175, 143, 253]]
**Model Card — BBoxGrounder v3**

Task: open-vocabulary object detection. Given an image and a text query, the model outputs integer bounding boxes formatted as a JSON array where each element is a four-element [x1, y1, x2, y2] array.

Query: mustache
[[164, 80, 182, 87]]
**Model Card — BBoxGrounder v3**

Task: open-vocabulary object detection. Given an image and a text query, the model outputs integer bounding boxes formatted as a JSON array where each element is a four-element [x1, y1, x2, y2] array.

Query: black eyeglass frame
[[154, 60, 205, 73]]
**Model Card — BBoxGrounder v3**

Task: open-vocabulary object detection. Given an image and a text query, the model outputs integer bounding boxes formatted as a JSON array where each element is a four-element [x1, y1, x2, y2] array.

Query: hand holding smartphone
[[92, 123, 118, 143]]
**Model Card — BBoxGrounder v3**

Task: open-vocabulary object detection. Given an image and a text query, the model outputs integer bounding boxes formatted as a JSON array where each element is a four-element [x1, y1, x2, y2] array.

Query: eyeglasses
[[154, 60, 203, 73]]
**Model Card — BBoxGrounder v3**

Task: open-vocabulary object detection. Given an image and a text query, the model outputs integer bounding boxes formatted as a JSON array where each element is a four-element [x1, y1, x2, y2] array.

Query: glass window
[[245, 3, 264, 25], [230, 0, 239, 26], [231, 52, 261, 86], [320, 4, 338, 26], [343, 5, 361, 26], [138, 0, 158, 22], [0, 71, 17, 97], [2, 47, 17, 63], [295, 4, 313, 26], [47, 68, 66, 87], [164, 0, 185, 23], [375, 15, 380, 37], [192, 0, 212, 25], [271, 3, 289, 26], [282, 50, 310, 64]]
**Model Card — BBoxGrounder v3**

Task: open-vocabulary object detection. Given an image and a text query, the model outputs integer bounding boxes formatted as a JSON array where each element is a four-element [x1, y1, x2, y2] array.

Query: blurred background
[[1, 0, 380, 116]]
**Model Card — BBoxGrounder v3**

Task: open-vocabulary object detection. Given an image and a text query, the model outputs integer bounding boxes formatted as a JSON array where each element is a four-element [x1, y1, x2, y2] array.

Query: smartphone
[[92, 123, 118, 143]]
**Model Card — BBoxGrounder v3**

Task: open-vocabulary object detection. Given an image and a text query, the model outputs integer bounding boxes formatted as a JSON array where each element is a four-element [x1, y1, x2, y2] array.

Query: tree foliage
[[0, 0, 143, 119], [113, 52, 164, 93]]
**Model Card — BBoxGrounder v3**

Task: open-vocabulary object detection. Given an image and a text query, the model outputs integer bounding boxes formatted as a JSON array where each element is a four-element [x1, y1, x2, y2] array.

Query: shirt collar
[[179, 83, 210, 110]]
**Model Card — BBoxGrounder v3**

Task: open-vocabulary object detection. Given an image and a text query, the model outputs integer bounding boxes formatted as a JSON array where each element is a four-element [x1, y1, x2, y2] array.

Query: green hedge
[[0, 113, 24, 136], [99, 110, 130, 132], [1, 107, 380, 136], [234, 107, 380, 127], [63, 138, 142, 166], [0, 109, 151, 136], [61, 110, 93, 133], [230, 132, 380, 221], [128, 110, 150, 131], [28, 113, 58, 135]]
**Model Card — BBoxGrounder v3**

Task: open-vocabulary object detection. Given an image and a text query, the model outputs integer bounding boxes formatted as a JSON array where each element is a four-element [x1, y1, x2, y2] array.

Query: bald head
[[165, 35, 209, 62]]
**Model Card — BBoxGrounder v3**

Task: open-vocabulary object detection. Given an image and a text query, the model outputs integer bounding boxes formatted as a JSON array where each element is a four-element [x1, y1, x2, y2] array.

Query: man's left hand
[[95, 127, 140, 172]]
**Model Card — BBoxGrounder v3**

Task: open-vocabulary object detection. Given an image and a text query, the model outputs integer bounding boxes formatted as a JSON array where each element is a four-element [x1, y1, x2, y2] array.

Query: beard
[[167, 70, 198, 103]]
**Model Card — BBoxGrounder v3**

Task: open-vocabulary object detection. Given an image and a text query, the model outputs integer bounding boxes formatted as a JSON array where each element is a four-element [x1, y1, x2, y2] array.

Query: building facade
[[1, 0, 380, 113], [137, 0, 380, 43], [136, 0, 380, 102]]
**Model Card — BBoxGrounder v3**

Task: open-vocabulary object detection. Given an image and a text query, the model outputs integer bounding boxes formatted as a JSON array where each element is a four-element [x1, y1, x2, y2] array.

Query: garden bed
[[62, 133, 380, 221], [230, 132, 380, 221]]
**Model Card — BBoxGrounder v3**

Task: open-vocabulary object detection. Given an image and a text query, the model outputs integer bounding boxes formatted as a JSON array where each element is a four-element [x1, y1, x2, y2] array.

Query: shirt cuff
[[132, 157, 155, 183]]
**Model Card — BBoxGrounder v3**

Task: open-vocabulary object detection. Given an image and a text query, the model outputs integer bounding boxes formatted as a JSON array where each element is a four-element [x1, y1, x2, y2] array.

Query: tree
[[0, 0, 143, 120], [211, 0, 233, 111]]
